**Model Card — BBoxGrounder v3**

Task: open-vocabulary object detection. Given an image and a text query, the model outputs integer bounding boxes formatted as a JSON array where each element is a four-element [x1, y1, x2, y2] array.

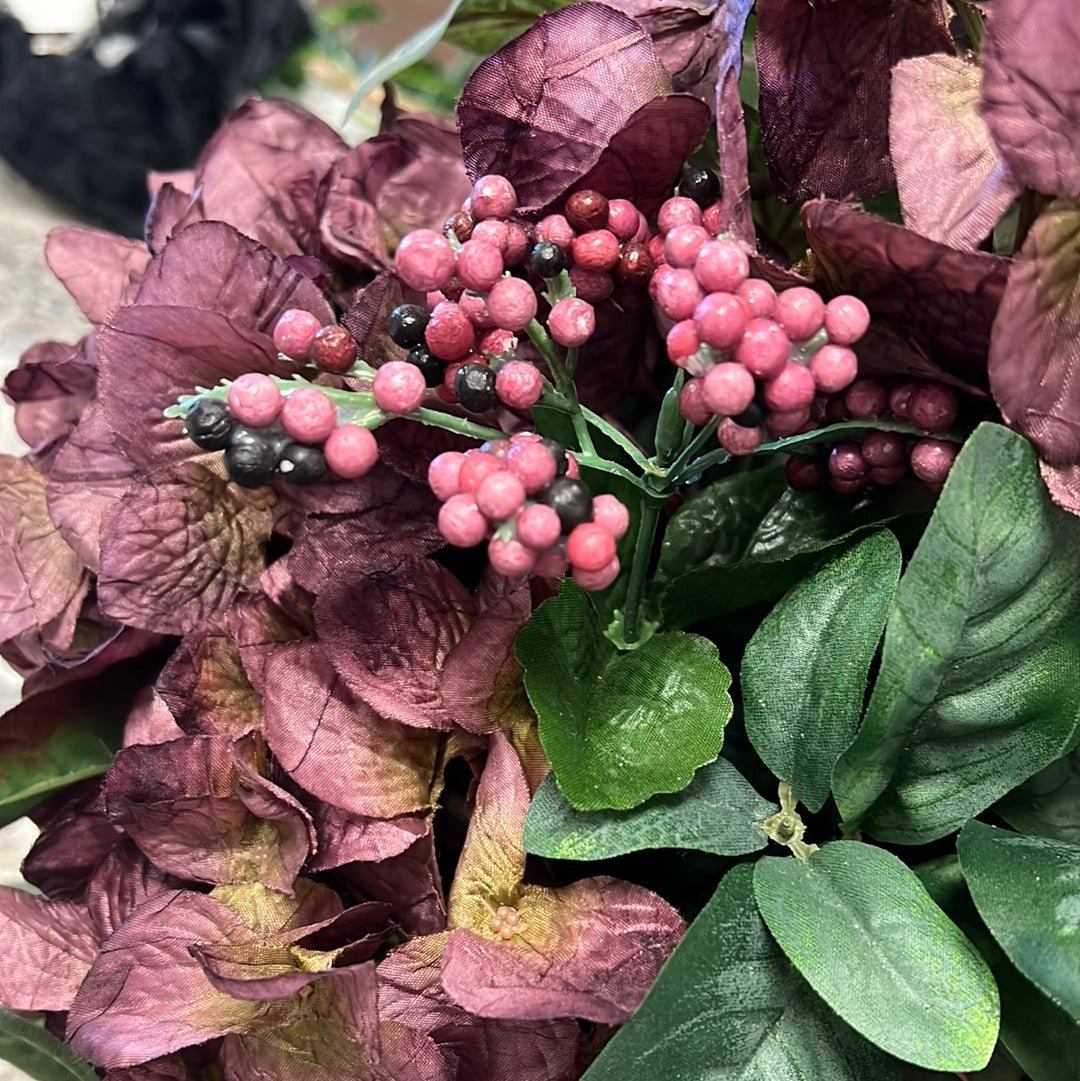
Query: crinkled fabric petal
[[211, 877, 343, 937], [66, 890, 262, 1069], [97, 460, 273, 636], [980, 0, 1080, 198], [84, 840, 173, 945], [989, 197, 1080, 513], [123, 687, 185, 746], [802, 198, 1009, 389], [45, 227, 150, 325], [264, 639, 440, 817], [145, 182, 195, 255], [315, 557, 474, 730], [192, 943, 335, 1002], [891, 53, 1021, 250], [756, 0, 952, 202], [457, 2, 672, 215], [306, 802, 430, 871], [225, 592, 309, 695], [340, 272, 410, 370]]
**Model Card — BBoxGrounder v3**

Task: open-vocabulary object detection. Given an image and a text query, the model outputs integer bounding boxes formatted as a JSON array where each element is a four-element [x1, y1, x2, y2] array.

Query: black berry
[[185, 398, 235, 450], [541, 477, 593, 532], [225, 426, 280, 488], [278, 443, 327, 486], [540, 437, 569, 477], [407, 344, 445, 388], [388, 304, 430, 349], [454, 363, 497, 413], [679, 166, 721, 208], [530, 241, 565, 279], [732, 399, 766, 428]]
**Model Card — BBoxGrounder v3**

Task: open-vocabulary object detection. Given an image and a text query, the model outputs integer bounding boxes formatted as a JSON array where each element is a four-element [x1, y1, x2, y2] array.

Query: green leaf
[[582, 863, 904, 1081], [517, 580, 731, 810], [523, 756, 776, 860], [742, 531, 900, 813], [0, 1008, 98, 1080], [444, 0, 574, 54], [995, 748, 1080, 844], [957, 820, 1080, 1024], [832, 423, 1080, 843], [753, 841, 999, 1072]]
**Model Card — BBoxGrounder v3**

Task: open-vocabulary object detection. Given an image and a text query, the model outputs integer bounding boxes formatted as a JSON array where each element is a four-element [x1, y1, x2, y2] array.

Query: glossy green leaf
[[444, 0, 574, 53], [753, 841, 999, 1072], [523, 756, 776, 860], [583, 863, 904, 1081], [833, 423, 1080, 843], [995, 748, 1080, 844], [742, 531, 900, 812], [0, 1008, 98, 1081], [958, 820, 1080, 1023], [517, 580, 731, 810]]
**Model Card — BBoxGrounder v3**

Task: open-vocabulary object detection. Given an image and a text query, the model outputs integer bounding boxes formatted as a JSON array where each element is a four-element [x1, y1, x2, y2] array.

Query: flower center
[[489, 904, 523, 940]]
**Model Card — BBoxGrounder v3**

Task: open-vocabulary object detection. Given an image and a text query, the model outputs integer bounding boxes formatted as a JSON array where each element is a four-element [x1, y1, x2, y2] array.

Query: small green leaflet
[[995, 748, 1080, 844], [0, 1008, 98, 1081]]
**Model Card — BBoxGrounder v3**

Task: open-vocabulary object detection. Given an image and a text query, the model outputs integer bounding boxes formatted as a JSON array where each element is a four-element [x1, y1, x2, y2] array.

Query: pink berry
[[824, 295, 871, 345], [534, 545, 569, 579], [456, 239, 504, 292], [718, 418, 764, 455], [565, 453, 580, 479], [695, 292, 748, 350], [829, 442, 868, 480], [766, 408, 811, 438], [548, 297, 596, 348], [273, 309, 322, 361], [475, 470, 527, 522], [735, 278, 777, 318], [488, 536, 536, 577], [655, 268, 705, 322], [373, 361, 426, 415], [428, 451, 466, 500], [658, 196, 703, 233], [425, 304, 476, 361], [535, 214, 575, 250], [504, 223, 530, 266], [735, 318, 789, 379], [607, 199, 641, 241], [702, 202, 725, 237], [458, 451, 503, 492], [591, 493, 629, 540], [311, 326, 359, 374], [478, 328, 518, 358], [573, 555, 621, 592], [810, 345, 859, 394], [324, 424, 379, 479], [703, 362, 756, 417], [861, 431, 905, 468], [470, 175, 517, 221], [844, 378, 889, 420], [496, 361, 543, 409], [775, 287, 826, 342], [762, 363, 816, 413], [228, 373, 282, 428], [680, 377, 712, 426], [471, 219, 510, 256], [695, 240, 750, 294], [516, 503, 563, 550], [459, 291, 495, 330], [486, 277, 538, 332], [667, 320, 700, 365], [664, 224, 710, 269], [785, 456, 826, 491], [281, 387, 337, 443], [910, 439, 959, 486], [439, 494, 490, 547], [572, 230, 621, 272], [505, 440, 558, 494], [396, 229, 456, 292], [908, 384, 959, 432], [568, 267, 614, 303], [567, 522, 617, 572]]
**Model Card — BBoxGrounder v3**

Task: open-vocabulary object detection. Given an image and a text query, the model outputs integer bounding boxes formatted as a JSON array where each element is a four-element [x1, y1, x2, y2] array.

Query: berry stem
[[664, 416, 720, 482], [409, 405, 505, 443], [620, 498, 663, 647], [525, 317, 573, 395], [579, 405, 654, 474]]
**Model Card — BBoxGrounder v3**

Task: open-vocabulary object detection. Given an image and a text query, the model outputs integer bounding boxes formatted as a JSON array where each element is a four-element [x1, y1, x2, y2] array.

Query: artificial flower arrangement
[[1, 1, 1078, 1079]]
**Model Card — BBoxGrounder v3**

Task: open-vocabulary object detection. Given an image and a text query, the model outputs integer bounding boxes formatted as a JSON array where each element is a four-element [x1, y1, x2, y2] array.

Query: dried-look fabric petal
[[45, 227, 150, 325], [980, 0, 1080, 198], [891, 53, 1021, 250]]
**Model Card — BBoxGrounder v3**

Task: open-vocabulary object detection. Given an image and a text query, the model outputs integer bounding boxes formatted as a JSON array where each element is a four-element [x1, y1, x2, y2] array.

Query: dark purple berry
[[530, 241, 565, 279], [454, 363, 497, 413], [185, 398, 235, 450], [732, 399, 766, 428], [278, 443, 327, 486], [541, 477, 593, 532], [226, 426, 280, 488], [679, 166, 721, 208], [565, 191, 609, 232], [388, 304, 431, 349], [407, 344, 445, 387], [540, 437, 569, 477]]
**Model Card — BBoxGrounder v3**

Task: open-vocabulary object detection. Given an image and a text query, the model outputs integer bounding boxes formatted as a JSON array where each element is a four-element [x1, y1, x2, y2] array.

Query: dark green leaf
[[753, 841, 999, 1071], [582, 863, 904, 1081], [995, 748, 1080, 844], [742, 531, 900, 812], [958, 820, 1080, 1024], [444, 0, 574, 54], [0, 1008, 98, 1080], [523, 756, 776, 860], [833, 423, 1080, 843], [517, 580, 731, 810]]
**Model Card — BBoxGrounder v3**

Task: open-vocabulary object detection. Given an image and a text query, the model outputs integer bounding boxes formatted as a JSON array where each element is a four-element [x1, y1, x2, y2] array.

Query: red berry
[[471, 219, 510, 257], [888, 382, 918, 418], [324, 424, 379, 478], [667, 320, 700, 365], [869, 465, 907, 486], [680, 377, 712, 426], [810, 345, 859, 394], [908, 384, 959, 432], [428, 451, 466, 500], [281, 387, 337, 443], [829, 442, 868, 480], [736, 278, 777, 318], [567, 522, 617, 572], [614, 242, 654, 287], [654, 268, 704, 321], [695, 240, 749, 294], [844, 378, 888, 419], [373, 361, 426, 414], [445, 210, 474, 243], [785, 456, 826, 491], [861, 431, 905, 468], [909, 438, 959, 486], [664, 224, 710, 269], [775, 287, 826, 342], [535, 214, 575, 250], [703, 362, 756, 416], [830, 476, 869, 495], [736, 318, 789, 379], [425, 304, 476, 361], [572, 230, 621, 272], [475, 469, 527, 522], [695, 292, 748, 350], [470, 174, 517, 220], [607, 199, 641, 241], [273, 309, 322, 361], [478, 328, 518, 358], [311, 325, 359, 374], [573, 555, 620, 591], [459, 291, 495, 330], [534, 545, 569, 579], [488, 536, 536, 576], [766, 408, 811, 438], [486, 277, 538, 332], [568, 267, 614, 303], [591, 494, 629, 540], [702, 201, 725, 237], [456, 239, 504, 292], [439, 494, 489, 547], [516, 503, 563, 550], [824, 295, 871, 345], [495, 361, 543, 409], [228, 373, 282, 428], [548, 297, 596, 348], [396, 229, 457, 292], [657, 196, 703, 233], [762, 363, 816, 413], [565, 190, 609, 232], [458, 450, 503, 492], [505, 439, 558, 494]]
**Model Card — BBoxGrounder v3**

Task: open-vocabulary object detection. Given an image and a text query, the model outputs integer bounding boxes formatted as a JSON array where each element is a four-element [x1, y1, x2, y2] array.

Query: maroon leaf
[[306, 802, 431, 872], [891, 53, 1021, 249], [45, 227, 150, 325], [144, 182, 195, 255], [980, 0, 1080, 198], [457, 2, 673, 215], [756, 0, 952, 201]]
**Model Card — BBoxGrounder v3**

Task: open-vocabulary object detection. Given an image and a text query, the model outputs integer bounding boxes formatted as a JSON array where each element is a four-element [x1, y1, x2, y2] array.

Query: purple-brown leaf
[[45, 227, 150, 325]]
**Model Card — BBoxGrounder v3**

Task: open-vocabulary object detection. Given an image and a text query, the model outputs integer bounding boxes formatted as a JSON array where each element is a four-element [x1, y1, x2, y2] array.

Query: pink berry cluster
[[272, 310, 361, 374], [427, 434, 629, 590], [786, 378, 962, 494]]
